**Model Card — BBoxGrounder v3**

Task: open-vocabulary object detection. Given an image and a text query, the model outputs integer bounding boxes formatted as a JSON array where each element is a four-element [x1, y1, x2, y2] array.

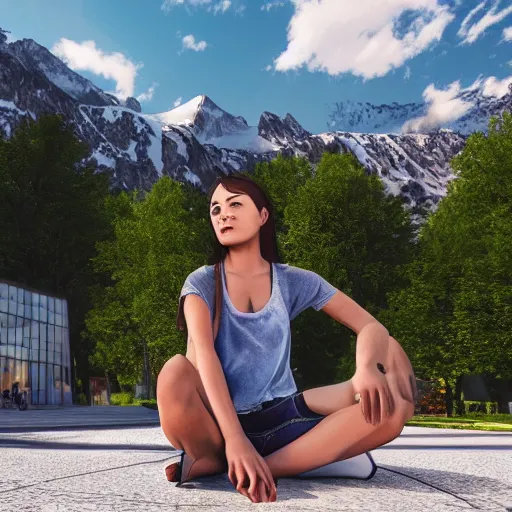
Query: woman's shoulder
[[182, 265, 215, 291], [275, 262, 311, 276]]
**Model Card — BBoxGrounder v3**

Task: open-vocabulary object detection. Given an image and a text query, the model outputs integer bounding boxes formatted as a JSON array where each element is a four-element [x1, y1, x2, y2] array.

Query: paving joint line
[[378, 465, 481, 509], [0, 456, 175, 494]]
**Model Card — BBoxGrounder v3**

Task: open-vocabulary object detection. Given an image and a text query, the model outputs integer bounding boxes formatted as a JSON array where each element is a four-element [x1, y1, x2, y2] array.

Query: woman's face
[[209, 184, 268, 246]]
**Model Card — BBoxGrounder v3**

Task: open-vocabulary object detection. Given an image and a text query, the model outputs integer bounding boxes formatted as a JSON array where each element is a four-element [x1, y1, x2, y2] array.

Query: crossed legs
[[264, 379, 414, 478], [157, 354, 414, 481]]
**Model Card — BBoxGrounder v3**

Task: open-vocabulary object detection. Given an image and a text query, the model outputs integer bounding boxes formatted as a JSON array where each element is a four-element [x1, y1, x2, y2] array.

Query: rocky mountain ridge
[[2, 28, 504, 227], [328, 85, 512, 135]]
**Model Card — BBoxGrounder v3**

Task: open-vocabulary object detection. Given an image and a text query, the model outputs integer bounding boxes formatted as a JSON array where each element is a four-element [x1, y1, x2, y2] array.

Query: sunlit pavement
[[0, 407, 511, 511]]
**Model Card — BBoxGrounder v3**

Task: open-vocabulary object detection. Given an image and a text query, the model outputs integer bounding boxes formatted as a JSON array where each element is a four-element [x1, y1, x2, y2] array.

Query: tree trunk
[[454, 375, 464, 416], [143, 340, 151, 400], [444, 378, 453, 417]]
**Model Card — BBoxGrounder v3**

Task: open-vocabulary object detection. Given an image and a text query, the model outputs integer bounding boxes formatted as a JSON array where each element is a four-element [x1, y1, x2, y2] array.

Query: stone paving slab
[[0, 405, 160, 432], [1, 425, 511, 512]]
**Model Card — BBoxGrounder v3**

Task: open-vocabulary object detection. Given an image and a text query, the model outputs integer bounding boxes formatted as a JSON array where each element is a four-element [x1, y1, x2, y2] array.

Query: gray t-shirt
[[178, 260, 337, 413]]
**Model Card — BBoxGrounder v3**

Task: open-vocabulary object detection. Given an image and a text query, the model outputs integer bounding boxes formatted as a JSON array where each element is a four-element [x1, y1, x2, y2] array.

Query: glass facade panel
[[30, 362, 38, 404], [0, 312, 7, 344], [41, 323, 48, 344], [48, 296, 55, 325], [39, 295, 47, 324], [8, 286, 17, 316], [8, 314, 15, 343], [0, 283, 8, 313], [16, 317, 23, 346], [23, 319, 30, 347], [39, 363, 46, 405], [0, 282, 71, 405], [31, 292, 39, 321], [55, 299, 62, 327]]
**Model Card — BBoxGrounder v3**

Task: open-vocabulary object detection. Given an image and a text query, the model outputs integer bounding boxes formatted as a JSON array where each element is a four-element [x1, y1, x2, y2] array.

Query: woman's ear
[[260, 207, 269, 225]]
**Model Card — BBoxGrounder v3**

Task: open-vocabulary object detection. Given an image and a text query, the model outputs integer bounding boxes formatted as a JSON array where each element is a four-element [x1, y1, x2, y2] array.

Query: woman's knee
[[158, 354, 193, 382], [157, 354, 195, 402], [385, 396, 415, 440]]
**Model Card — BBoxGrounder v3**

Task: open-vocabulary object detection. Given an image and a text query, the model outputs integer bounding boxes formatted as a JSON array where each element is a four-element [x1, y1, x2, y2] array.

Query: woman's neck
[[223, 252, 269, 278]]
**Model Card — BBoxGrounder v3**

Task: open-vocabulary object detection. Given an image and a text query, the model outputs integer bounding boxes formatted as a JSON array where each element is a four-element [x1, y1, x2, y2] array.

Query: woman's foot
[[165, 453, 227, 485]]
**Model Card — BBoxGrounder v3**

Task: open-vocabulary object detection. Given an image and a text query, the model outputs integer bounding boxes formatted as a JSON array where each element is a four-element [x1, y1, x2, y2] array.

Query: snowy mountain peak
[[8, 37, 117, 107], [147, 94, 249, 142], [258, 111, 311, 144], [124, 97, 141, 113]]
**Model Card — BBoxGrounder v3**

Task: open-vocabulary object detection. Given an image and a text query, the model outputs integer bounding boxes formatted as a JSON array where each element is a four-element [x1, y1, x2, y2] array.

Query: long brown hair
[[177, 173, 281, 341]]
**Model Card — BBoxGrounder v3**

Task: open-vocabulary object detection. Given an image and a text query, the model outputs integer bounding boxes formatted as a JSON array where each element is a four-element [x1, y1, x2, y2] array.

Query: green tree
[[252, 152, 415, 389], [0, 114, 112, 400], [85, 178, 211, 394], [381, 112, 512, 414]]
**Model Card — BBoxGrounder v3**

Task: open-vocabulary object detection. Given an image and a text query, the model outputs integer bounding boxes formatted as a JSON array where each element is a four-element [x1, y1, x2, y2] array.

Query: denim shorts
[[236, 392, 326, 457]]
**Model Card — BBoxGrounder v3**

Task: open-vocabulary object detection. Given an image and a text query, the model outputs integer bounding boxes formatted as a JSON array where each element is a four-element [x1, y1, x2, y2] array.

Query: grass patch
[[407, 414, 512, 432]]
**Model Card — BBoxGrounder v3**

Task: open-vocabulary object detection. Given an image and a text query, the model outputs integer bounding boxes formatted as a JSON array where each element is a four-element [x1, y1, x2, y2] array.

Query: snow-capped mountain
[[328, 86, 512, 135], [0, 28, 498, 226]]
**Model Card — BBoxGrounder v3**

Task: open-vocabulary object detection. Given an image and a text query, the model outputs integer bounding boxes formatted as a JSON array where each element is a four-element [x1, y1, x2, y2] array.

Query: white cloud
[[457, 1, 512, 44], [401, 74, 512, 132], [136, 82, 158, 102], [162, 0, 211, 11], [51, 39, 142, 100], [457, 1, 487, 38], [503, 26, 512, 41], [210, 0, 231, 13], [162, 0, 239, 12], [261, 1, 286, 11], [182, 34, 208, 51], [173, 96, 183, 107], [401, 81, 474, 132], [4, 30, 19, 43], [404, 66, 411, 80], [478, 75, 512, 97], [272, 0, 455, 80]]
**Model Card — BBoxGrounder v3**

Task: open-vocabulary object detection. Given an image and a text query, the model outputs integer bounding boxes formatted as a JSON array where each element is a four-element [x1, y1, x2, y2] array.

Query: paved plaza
[[0, 406, 511, 511]]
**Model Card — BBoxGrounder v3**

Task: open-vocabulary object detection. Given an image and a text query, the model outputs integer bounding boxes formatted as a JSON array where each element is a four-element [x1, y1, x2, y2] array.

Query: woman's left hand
[[385, 335, 418, 405], [352, 364, 395, 426]]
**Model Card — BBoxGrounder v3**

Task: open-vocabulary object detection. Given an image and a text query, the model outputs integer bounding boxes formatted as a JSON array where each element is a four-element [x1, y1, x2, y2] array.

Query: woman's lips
[[221, 226, 234, 234]]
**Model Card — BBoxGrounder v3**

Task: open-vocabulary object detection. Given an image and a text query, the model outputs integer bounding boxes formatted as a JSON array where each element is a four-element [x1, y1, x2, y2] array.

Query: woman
[[157, 173, 417, 503]]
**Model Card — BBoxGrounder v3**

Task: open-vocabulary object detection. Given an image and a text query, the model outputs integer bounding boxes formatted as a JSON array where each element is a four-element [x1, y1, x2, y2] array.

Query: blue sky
[[1, 0, 511, 134]]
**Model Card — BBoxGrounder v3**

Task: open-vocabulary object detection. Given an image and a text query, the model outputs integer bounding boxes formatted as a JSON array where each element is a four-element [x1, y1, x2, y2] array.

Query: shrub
[[110, 392, 135, 405], [463, 401, 498, 415]]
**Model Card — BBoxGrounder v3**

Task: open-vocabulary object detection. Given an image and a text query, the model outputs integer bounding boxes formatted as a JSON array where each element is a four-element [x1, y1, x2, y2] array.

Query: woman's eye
[[211, 202, 241, 215]]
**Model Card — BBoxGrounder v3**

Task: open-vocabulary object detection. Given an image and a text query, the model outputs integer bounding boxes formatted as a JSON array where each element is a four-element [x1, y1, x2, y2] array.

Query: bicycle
[[0, 388, 28, 411]]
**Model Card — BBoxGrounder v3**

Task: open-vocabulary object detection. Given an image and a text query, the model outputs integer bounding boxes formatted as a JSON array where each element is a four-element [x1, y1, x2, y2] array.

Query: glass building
[[0, 280, 72, 405]]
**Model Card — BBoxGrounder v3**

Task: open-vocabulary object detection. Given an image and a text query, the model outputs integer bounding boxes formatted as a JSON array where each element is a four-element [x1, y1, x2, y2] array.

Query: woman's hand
[[224, 435, 277, 503], [385, 336, 418, 404], [352, 364, 394, 426], [352, 338, 418, 426]]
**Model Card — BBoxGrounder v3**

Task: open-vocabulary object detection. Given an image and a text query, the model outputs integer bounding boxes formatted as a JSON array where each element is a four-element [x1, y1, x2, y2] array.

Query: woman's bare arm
[[183, 293, 245, 442]]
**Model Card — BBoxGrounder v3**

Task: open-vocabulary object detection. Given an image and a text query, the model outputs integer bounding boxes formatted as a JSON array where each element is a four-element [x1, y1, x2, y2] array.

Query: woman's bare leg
[[157, 354, 227, 479], [263, 373, 415, 478], [264, 401, 411, 478]]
